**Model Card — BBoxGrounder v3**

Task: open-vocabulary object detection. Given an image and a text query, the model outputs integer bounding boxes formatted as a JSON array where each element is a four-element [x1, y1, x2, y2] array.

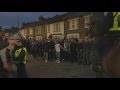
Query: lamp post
[[17, 15, 20, 30]]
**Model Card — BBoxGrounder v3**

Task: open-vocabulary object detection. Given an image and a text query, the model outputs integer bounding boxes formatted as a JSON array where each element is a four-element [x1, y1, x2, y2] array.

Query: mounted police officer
[[91, 12, 120, 78]]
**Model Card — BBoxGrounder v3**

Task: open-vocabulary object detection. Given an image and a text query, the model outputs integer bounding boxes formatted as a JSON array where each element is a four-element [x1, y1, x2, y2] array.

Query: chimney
[[39, 16, 45, 22]]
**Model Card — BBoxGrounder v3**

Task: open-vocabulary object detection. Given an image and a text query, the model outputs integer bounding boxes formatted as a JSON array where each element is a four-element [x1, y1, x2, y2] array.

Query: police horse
[[101, 35, 120, 78]]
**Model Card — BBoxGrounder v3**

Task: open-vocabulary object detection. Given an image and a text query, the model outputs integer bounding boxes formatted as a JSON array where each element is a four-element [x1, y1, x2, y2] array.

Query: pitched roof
[[46, 12, 91, 24], [63, 12, 91, 19], [22, 21, 37, 28], [21, 12, 92, 27], [4, 27, 18, 33], [47, 14, 67, 24]]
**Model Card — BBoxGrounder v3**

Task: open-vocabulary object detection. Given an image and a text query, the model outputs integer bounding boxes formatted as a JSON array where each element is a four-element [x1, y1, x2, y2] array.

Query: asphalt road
[[26, 55, 96, 78]]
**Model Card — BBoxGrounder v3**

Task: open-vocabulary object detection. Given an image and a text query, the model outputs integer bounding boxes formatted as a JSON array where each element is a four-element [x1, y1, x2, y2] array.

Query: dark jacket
[[70, 42, 78, 53], [47, 40, 55, 51], [78, 42, 83, 51], [43, 41, 49, 52]]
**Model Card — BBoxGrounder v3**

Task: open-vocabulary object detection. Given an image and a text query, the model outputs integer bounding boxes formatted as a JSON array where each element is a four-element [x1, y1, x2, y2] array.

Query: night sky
[[0, 12, 66, 29]]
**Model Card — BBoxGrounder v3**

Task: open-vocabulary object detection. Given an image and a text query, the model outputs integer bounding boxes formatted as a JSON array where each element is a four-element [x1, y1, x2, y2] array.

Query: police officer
[[91, 12, 120, 78], [12, 39, 28, 78]]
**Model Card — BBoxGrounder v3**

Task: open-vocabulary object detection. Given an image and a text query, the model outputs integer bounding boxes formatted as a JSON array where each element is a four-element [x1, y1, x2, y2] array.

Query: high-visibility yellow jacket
[[14, 47, 27, 64], [110, 12, 120, 31]]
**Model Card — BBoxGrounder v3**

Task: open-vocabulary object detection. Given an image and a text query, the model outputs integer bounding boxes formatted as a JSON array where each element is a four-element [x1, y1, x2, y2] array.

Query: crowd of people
[[0, 29, 97, 78], [0, 12, 120, 78], [24, 36, 95, 65]]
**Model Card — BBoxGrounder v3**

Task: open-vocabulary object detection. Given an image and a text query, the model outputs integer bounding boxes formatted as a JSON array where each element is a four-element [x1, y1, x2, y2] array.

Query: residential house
[[4, 27, 18, 38], [35, 16, 47, 40], [21, 22, 36, 39], [19, 27, 27, 38], [17, 12, 105, 41], [46, 14, 67, 39], [64, 12, 105, 39]]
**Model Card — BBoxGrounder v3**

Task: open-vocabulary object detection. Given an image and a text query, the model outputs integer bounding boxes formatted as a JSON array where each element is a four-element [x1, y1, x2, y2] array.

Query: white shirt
[[55, 44, 61, 52]]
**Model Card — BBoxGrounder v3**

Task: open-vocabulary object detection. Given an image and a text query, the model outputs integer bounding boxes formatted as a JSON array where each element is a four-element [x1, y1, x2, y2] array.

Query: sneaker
[[45, 60, 48, 63], [57, 60, 60, 64], [56, 60, 58, 62], [90, 64, 93, 69]]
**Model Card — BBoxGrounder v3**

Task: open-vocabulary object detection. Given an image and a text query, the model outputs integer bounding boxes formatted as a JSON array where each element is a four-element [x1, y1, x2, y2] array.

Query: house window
[[76, 19, 79, 29], [24, 30, 26, 35], [68, 18, 79, 30], [54, 23, 60, 32], [76, 35, 78, 38], [27, 29, 29, 35], [69, 36, 70, 39], [43, 26, 45, 33], [29, 29, 33, 35], [47, 25, 50, 33], [35, 28, 38, 34], [84, 15, 90, 28], [72, 20, 75, 29], [45, 25, 47, 33], [69, 21, 72, 30], [39, 30, 41, 34], [38, 26, 41, 34], [37, 29, 38, 34], [45, 25, 50, 33], [71, 35, 73, 38]]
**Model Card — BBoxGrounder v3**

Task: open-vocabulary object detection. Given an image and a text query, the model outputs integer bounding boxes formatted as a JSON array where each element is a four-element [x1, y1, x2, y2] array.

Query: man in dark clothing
[[43, 40, 49, 62], [60, 39, 64, 61], [47, 37, 55, 61], [37, 41, 42, 59], [32, 40, 37, 58], [77, 39, 83, 64], [25, 39, 30, 53], [82, 37, 90, 65], [63, 39, 69, 62], [70, 39, 78, 63]]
